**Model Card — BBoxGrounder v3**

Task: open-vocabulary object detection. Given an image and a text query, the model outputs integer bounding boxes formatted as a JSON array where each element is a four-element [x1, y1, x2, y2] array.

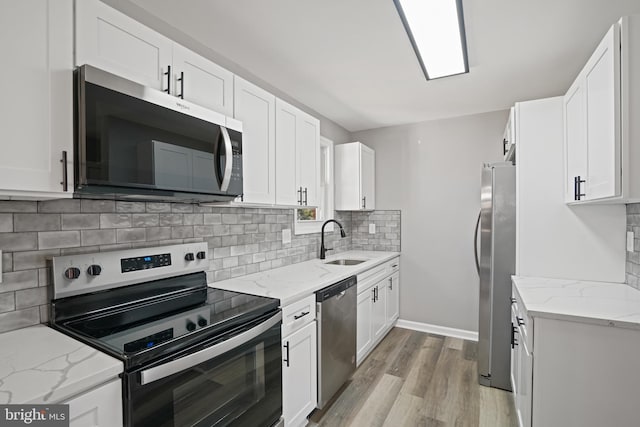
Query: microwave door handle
[[139, 311, 282, 386], [219, 127, 233, 192]]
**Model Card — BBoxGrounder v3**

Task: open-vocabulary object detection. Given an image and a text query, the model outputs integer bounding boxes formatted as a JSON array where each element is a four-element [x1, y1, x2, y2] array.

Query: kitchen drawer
[[282, 294, 316, 337], [357, 257, 400, 294], [512, 285, 533, 351]]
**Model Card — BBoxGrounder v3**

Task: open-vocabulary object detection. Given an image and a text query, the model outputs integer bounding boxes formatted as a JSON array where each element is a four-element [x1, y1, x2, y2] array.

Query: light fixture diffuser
[[393, 0, 469, 80]]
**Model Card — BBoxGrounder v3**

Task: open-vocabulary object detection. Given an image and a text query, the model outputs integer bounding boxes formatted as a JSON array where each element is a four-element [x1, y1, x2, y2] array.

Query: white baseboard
[[396, 319, 478, 342]]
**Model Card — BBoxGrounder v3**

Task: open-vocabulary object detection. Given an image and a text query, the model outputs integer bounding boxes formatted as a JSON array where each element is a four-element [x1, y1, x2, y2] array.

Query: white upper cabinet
[[76, 0, 172, 91], [564, 15, 640, 203], [173, 45, 234, 116], [0, 0, 74, 199], [275, 99, 320, 207], [234, 76, 276, 204], [296, 113, 321, 207], [563, 82, 588, 201], [275, 100, 300, 206], [76, 0, 233, 116], [335, 142, 376, 211]]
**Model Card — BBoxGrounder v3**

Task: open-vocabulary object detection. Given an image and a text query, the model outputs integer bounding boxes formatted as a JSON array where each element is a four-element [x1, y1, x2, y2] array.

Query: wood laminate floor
[[309, 327, 518, 427]]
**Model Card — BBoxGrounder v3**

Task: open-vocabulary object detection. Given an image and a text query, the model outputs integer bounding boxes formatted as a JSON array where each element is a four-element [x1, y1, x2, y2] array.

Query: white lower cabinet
[[356, 257, 400, 366], [63, 379, 122, 427], [512, 284, 640, 427], [282, 296, 317, 427]]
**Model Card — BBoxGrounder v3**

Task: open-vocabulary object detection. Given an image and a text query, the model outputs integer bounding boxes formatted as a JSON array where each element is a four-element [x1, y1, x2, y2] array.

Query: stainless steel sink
[[324, 259, 365, 266]]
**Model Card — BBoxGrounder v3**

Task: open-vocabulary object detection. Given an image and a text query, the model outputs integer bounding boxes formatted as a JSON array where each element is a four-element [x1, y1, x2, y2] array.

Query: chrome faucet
[[320, 219, 347, 259]]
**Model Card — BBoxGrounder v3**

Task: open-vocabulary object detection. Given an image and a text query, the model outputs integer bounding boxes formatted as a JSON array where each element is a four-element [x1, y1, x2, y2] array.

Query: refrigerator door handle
[[474, 210, 481, 276]]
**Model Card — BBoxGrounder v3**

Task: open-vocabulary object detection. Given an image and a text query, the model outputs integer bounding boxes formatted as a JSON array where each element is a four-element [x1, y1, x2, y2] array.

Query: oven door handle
[[139, 311, 282, 385]]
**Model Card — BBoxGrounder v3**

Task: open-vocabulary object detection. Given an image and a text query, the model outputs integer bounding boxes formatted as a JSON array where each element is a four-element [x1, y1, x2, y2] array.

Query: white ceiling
[[129, 0, 640, 132]]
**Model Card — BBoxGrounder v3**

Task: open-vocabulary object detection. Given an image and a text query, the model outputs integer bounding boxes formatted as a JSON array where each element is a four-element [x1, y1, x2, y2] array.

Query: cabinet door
[[65, 379, 122, 427], [356, 289, 374, 365], [564, 81, 588, 202], [372, 283, 387, 342], [234, 77, 276, 204], [76, 0, 172, 91], [518, 338, 533, 427], [282, 321, 317, 427], [296, 112, 320, 207], [585, 24, 621, 200], [0, 0, 74, 199], [361, 145, 376, 210], [173, 44, 234, 116], [386, 273, 399, 325], [275, 99, 299, 205]]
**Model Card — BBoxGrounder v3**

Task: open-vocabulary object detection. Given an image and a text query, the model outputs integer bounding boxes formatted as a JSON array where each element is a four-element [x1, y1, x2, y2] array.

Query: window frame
[[293, 136, 335, 235]]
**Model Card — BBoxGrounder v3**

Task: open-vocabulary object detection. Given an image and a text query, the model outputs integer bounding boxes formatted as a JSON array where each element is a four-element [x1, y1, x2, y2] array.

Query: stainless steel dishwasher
[[315, 275, 357, 409]]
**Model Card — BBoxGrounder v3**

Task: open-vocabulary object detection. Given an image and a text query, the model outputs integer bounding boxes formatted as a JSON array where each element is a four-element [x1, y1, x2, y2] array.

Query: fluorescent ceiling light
[[394, 0, 469, 80]]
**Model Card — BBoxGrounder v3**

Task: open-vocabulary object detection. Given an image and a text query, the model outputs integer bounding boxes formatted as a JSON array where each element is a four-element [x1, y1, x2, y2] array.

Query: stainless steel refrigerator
[[475, 162, 515, 391]]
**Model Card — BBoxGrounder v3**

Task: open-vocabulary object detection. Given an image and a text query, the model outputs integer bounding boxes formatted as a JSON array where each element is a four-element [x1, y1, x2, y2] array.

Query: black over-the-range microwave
[[74, 64, 243, 203]]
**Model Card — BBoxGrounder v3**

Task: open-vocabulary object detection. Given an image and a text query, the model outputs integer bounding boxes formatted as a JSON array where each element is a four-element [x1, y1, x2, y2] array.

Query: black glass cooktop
[[51, 272, 279, 369]]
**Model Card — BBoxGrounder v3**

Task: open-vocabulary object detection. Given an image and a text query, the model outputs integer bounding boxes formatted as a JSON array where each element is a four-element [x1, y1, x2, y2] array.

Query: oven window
[[128, 317, 282, 427]]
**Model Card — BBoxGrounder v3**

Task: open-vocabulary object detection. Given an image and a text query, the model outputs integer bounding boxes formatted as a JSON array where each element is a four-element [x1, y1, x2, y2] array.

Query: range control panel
[[121, 253, 172, 273], [51, 242, 209, 299]]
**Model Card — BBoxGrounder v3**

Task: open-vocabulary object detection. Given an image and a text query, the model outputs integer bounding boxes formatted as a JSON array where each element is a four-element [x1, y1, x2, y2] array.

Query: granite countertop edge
[[512, 275, 640, 330], [0, 325, 123, 405], [209, 250, 401, 306]]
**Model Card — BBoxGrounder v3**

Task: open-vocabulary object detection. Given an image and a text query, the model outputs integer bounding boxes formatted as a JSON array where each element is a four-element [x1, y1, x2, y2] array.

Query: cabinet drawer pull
[[177, 71, 184, 99], [371, 288, 376, 302], [297, 187, 303, 205], [164, 65, 171, 94], [391, 264, 398, 268], [303, 187, 308, 205], [388, 277, 393, 290], [294, 311, 310, 320], [60, 151, 68, 192], [283, 341, 290, 367], [517, 316, 525, 326], [362, 196, 366, 209]]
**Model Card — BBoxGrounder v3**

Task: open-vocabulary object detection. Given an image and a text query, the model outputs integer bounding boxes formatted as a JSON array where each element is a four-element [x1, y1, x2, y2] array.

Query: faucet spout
[[320, 219, 347, 260]]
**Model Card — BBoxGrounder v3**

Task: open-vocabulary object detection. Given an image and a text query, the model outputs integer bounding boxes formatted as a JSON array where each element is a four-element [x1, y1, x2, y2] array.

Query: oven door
[[125, 311, 282, 427], [75, 65, 242, 200]]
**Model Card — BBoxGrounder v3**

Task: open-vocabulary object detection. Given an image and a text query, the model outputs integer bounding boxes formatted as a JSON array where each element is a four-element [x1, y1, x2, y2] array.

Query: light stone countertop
[[210, 250, 401, 306], [512, 276, 640, 329], [0, 325, 123, 404]]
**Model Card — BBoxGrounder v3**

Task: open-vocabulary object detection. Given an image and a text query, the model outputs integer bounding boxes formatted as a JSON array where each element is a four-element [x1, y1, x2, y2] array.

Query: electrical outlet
[[282, 228, 292, 245], [369, 224, 376, 234], [627, 231, 635, 252]]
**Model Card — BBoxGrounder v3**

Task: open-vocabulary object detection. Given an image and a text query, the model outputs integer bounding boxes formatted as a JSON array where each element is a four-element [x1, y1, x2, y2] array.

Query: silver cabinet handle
[[371, 288, 376, 302], [298, 187, 303, 205], [388, 277, 393, 290], [517, 316, 525, 326], [303, 187, 308, 206], [362, 196, 366, 209], [140, 311, 281, 385], [219, 127, 233, 192]]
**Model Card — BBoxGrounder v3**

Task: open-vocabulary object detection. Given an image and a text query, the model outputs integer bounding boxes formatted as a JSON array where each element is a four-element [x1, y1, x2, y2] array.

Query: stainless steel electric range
[[49, 243, 283, 427]]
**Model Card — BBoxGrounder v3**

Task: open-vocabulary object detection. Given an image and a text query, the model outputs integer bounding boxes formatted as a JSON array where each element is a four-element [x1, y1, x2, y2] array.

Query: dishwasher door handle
[[335, 290, 347, 300]]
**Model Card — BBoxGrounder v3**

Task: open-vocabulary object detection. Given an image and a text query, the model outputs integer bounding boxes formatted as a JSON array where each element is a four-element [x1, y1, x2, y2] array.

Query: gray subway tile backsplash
[[0, 200, 400, 334], [625, 204, 640, 289]]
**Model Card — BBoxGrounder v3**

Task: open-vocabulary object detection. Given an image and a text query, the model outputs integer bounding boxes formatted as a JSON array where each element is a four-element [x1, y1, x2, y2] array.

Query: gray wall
[[352, 110, 509, 333], [100, 0, 352, 145]]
